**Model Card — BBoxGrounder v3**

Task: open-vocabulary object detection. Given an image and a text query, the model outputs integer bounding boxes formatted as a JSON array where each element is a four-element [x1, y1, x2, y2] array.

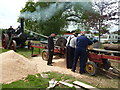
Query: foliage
[[19, 0, 118, 37], [19, 1, 102, 35], [20, 2, 67, 36], [92, 0, 119, 35], [64, 2, 101, 33], [65, 0, 118, 35], [0, 28, 7, 34], [113, 30, 120, 35]]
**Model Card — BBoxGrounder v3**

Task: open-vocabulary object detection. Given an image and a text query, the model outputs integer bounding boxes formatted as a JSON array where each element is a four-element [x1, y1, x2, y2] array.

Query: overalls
[[72, 35, 92, 74]]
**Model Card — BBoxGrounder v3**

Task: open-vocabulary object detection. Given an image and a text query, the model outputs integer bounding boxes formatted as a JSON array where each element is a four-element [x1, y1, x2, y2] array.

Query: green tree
[[20, 2, 67, 36], [92, 0, 119, 44], [64, 2, 100, 32], [19, 1, 99, 36]]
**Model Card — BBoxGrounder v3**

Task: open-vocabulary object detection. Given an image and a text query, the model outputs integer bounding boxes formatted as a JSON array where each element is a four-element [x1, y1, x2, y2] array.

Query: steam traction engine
[[2, 18, 27, 50]]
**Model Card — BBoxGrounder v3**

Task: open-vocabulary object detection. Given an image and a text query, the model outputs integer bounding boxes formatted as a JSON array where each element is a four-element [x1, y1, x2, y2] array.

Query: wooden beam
[[59, 81, 81, 89], [73, 81, 100, 90], [59, 81, 73, 87], [92, 48, 120, 54]]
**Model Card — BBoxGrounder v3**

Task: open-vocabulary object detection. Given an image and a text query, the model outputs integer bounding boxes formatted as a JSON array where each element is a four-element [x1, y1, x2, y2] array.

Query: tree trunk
[[103, 44, 120, 51]]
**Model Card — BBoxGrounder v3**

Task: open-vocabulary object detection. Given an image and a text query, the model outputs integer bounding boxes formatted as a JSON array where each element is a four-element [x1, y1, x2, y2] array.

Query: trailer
[[30, 37, 67, 60], [86, 48, 120, 75]]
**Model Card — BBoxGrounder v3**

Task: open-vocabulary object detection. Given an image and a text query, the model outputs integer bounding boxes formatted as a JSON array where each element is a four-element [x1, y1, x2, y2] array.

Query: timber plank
[[59, 81, 81, 89], [73, 81, 100, 90], [90, 48, 120, 54]]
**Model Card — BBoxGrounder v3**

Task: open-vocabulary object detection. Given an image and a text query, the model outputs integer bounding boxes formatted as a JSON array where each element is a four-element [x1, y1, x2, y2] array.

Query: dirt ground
[[0, 51, 119, 88], [31, 55, 120, 88]]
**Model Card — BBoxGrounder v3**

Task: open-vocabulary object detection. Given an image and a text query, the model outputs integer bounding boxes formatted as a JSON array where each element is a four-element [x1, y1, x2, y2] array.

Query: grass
[[0, 48, 9, 53], [2, 72, 78, 89], [0, 47, 43, 58], [16, 48, 43, 58], [3, 71, 111, 89], [0, 40, 43, 58]]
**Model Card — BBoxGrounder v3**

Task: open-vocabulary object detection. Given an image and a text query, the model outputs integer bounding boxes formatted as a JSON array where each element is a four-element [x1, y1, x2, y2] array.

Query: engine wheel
[[2, 34, 9, 49], [10, 40, 16, 50], [42, 49, 49, 61], [86, 61, 97, 76], [56, 37, 67, 48]]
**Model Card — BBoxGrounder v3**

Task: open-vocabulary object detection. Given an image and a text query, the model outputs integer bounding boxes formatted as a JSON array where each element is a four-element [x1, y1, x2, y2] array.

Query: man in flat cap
[[47, 32, 57, 66]]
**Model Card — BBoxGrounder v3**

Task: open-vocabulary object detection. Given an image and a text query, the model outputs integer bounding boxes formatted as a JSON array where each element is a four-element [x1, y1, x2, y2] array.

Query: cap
[[51, 32, 57, 35], [80, 31, 86, 35]]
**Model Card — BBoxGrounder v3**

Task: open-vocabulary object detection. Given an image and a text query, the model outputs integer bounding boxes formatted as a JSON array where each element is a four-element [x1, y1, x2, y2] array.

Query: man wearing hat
[[7, 26, 15, 37], [47, 32, 57, 66], [71, 31, 93, 74], [69, 33, 78, 68], [66, 32, 78, 69]]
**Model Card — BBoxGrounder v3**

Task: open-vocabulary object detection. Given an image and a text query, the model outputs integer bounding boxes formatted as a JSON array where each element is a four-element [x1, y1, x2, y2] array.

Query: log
[[103, 44, 120, 51]]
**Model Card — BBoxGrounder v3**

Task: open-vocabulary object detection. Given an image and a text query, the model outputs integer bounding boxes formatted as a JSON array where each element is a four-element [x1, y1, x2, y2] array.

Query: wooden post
[[39, 48, 40, 55], [31, 47, 34, 56]]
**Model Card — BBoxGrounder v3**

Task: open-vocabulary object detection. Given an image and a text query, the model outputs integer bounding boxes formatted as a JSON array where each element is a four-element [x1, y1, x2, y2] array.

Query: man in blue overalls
[[71, 31, 93, 74]]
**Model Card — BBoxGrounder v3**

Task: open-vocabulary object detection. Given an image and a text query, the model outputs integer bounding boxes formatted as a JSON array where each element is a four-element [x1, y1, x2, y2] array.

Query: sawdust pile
[[0, 50, 37, 84]]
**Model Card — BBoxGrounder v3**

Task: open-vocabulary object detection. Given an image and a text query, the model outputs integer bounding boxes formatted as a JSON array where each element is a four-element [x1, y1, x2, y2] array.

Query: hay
[[0, 50, 37, 84]]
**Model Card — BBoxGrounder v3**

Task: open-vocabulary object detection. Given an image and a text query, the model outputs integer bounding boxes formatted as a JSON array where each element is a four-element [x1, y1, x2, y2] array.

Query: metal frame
[[30, 42, 65, 57], [88, 49, 120, 63]]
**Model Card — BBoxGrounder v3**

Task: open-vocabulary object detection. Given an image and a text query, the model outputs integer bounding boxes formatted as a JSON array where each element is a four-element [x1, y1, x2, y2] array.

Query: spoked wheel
[[42, 49, 49, 61], [86, 61, 97, 76], [2, 34, 9, 49], [10, 40, 16, 50]]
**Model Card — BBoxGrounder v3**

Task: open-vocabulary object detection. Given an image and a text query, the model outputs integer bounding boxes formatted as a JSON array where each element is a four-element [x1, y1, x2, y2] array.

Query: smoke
[[20, 3, 66, 21], [20, 1, 92, 22], [71, 1, 94, 12]]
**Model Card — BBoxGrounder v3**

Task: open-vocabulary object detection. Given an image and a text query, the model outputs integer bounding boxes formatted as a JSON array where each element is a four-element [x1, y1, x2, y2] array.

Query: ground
[[0, 47, 119, 89], [30, 55, 120, 88]]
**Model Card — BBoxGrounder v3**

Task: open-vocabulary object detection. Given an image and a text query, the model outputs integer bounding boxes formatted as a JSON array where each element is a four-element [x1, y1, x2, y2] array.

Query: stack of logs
[[103, 44, 120, 51]]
